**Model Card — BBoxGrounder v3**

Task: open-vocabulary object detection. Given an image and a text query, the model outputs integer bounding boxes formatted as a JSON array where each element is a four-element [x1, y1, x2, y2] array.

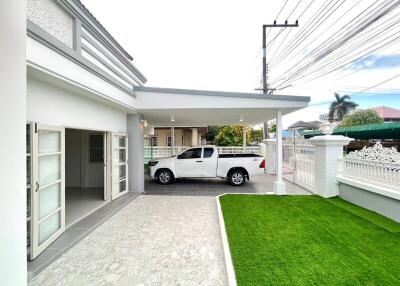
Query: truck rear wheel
[[157, 169, 174, 185], [228, 170, 246, 186]]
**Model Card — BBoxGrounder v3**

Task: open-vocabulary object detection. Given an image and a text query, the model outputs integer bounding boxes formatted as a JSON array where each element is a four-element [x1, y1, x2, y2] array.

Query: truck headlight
[[148, 160, 158, 167]]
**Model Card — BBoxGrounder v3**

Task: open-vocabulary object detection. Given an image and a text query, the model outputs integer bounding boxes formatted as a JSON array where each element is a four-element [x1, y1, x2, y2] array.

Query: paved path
[[31, 195, 227, 286]]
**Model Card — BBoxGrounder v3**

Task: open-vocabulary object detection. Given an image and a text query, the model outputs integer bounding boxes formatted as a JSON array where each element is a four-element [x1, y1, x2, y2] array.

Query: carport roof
[[134, 86, 310, 126], [134, 86, 310, 102]]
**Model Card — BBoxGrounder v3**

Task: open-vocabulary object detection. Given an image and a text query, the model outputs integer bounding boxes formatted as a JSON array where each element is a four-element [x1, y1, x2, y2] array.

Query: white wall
[[27, 76, 127, 133], [0, 0, 27, 285]]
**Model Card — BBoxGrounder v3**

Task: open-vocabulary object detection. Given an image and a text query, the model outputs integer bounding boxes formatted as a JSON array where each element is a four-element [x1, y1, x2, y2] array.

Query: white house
[[0, 0, 309, 284]]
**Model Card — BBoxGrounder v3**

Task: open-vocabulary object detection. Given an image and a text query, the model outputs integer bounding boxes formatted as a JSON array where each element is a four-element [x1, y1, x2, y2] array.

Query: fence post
[[262, 139, 276, 174], [309, 135, 353, 198]]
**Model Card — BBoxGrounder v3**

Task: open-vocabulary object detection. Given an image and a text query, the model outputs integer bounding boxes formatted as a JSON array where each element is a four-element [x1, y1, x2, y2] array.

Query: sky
[[81, 0, 400, 128]]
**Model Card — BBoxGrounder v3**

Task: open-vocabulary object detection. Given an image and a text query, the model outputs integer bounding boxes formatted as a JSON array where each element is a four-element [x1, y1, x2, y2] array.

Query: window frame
[[203, 147, 215, 158], [177, 148, 203, 160]]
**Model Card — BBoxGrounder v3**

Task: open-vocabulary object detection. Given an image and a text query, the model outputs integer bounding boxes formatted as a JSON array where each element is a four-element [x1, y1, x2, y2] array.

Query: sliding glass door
[[30, 124, 65, 259], [111, 133, 128, 200]]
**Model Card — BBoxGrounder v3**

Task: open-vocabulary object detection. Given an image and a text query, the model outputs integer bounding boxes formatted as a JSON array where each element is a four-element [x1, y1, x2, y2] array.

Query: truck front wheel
[[156, 169, 174, 185], [228, 170, 246, 186]]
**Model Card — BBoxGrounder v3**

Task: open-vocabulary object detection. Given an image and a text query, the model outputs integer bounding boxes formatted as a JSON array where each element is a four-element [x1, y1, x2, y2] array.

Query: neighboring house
[[147, 127, 207, 147], [1, 0, 310, 283], [287, 120, 321, 136], [370, 106, 400, 122]]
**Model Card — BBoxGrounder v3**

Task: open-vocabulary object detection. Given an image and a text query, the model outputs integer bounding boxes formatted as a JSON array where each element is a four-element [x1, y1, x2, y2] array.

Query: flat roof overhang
[[134, 86, 310, 126]]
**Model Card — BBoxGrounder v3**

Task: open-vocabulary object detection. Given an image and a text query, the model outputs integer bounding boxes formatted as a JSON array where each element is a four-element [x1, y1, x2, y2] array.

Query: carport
[[132, 86, 310, 195]]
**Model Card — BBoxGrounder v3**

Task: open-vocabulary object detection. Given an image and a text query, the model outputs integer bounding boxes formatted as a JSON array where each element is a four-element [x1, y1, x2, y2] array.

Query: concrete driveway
[[31, 175, 308, 286], [30, 195, 227, 286], [145, 173, 311, 196]]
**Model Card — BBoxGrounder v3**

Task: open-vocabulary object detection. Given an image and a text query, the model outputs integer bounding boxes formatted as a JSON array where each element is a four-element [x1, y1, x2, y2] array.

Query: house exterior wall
[[0, 0, 27, 285], [152, 128, 195, 146], [27, 76, 127, 133], [27, 0, 74, 48]]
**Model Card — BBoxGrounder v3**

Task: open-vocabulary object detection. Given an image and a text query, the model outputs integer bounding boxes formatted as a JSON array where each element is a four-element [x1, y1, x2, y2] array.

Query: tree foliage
[[215, 126, 252, 146], [339, 109, 383, 127], [329, 93, 358, 121]]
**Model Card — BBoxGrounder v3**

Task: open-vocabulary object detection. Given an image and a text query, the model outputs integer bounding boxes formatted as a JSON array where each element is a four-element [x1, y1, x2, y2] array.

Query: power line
[[271, 0, 400, 88], [275, 0, 290, 21]]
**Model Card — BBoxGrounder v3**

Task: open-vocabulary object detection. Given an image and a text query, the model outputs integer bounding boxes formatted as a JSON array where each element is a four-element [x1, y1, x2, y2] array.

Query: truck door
[[175, 147, 203, 177], [202, 147, 218, 177]]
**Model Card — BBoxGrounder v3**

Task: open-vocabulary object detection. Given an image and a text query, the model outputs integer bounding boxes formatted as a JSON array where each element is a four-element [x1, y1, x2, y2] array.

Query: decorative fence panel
[[144, 146, 260, 163], [341, 142, 400, 191], [283, 140, 315, 192]]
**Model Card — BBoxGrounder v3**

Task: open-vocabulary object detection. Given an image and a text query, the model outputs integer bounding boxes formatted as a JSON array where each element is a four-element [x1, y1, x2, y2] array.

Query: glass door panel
[[31, 124, 65, 259], [111, 133, 128, 200]]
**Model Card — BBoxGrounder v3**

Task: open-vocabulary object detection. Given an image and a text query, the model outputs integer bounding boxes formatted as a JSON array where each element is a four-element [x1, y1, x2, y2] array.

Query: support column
[[191, 128, 198, 146], [242, 126, 246, 151], [0, 1, 27, 284], [127, 114, 144, 193], [171, 126, 175, 156], [274, 109, 286, 195], [309, 135, 352, 198], [262, 139, 276, 174]]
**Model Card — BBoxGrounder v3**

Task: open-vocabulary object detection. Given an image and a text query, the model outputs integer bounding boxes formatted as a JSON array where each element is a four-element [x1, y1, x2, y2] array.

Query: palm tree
[[328, 93, 358, 121]]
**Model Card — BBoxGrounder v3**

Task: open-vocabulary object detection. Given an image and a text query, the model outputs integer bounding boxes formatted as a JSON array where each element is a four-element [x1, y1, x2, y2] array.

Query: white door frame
[[111, 132, 129, 200], [30, 123, 65, 259]]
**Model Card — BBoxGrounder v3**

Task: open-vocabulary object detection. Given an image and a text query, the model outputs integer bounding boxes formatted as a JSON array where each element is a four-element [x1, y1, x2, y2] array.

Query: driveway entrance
[[30, 195, 227, 285]]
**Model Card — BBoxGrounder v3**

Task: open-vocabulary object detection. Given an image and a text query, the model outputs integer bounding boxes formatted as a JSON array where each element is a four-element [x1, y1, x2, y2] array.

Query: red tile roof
[[371, 106, 400, 119]]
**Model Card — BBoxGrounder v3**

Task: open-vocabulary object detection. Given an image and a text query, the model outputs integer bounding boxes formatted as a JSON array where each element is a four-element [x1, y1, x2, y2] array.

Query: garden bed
[[219, 195, 400, 285]]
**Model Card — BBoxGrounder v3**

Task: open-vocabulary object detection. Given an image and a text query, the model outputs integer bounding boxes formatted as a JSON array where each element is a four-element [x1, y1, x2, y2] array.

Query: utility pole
[[262, 20, 299, 94], [259, 20, 298, 139]]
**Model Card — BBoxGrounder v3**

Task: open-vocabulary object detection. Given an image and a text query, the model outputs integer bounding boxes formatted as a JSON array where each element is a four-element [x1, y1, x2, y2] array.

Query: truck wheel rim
[[232, 173, 243, 184], [159, 172, 170, 183]]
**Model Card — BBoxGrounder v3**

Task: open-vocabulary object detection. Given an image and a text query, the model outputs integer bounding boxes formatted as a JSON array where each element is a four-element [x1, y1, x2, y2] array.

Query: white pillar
[[274, 109, 286, 195], [262, 139, 276, 174], [191, 128, 198, 146], [171, 126, 175, 156], [127, 114, 144, 193], [309, 135, 353, 198], [0, 1, 27, 284], [242, 126, 246, 151]]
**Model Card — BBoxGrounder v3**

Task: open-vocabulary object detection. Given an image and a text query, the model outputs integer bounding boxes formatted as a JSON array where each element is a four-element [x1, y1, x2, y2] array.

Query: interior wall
[[66, 129, 104, 188], [66, 129, 81, 187]]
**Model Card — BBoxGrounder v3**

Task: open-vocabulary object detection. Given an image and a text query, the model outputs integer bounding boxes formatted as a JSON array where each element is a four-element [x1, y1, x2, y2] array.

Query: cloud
[[346, 54, 400, 70]]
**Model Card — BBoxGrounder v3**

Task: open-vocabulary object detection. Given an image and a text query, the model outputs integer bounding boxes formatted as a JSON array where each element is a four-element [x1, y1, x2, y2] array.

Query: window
[[177, 148, 202, 159], [89, 134, 104, 163], [150, 136, 158, 147], [203, 148, 214, 158], [167, 136, 175, 147]]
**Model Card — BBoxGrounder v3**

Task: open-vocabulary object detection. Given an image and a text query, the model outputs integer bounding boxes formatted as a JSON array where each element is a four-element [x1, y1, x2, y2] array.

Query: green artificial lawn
[[219, 195, 400, 286]]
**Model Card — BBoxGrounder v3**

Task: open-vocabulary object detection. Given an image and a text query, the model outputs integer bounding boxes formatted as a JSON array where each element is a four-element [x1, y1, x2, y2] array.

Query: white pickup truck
[[148, 145, 265, 186]]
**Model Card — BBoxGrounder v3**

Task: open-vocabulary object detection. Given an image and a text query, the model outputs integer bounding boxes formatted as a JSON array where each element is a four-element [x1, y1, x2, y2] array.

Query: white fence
[[283, 141, 315, 192], [340, 142, 400, 191], [144, 146, 260, 163]]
